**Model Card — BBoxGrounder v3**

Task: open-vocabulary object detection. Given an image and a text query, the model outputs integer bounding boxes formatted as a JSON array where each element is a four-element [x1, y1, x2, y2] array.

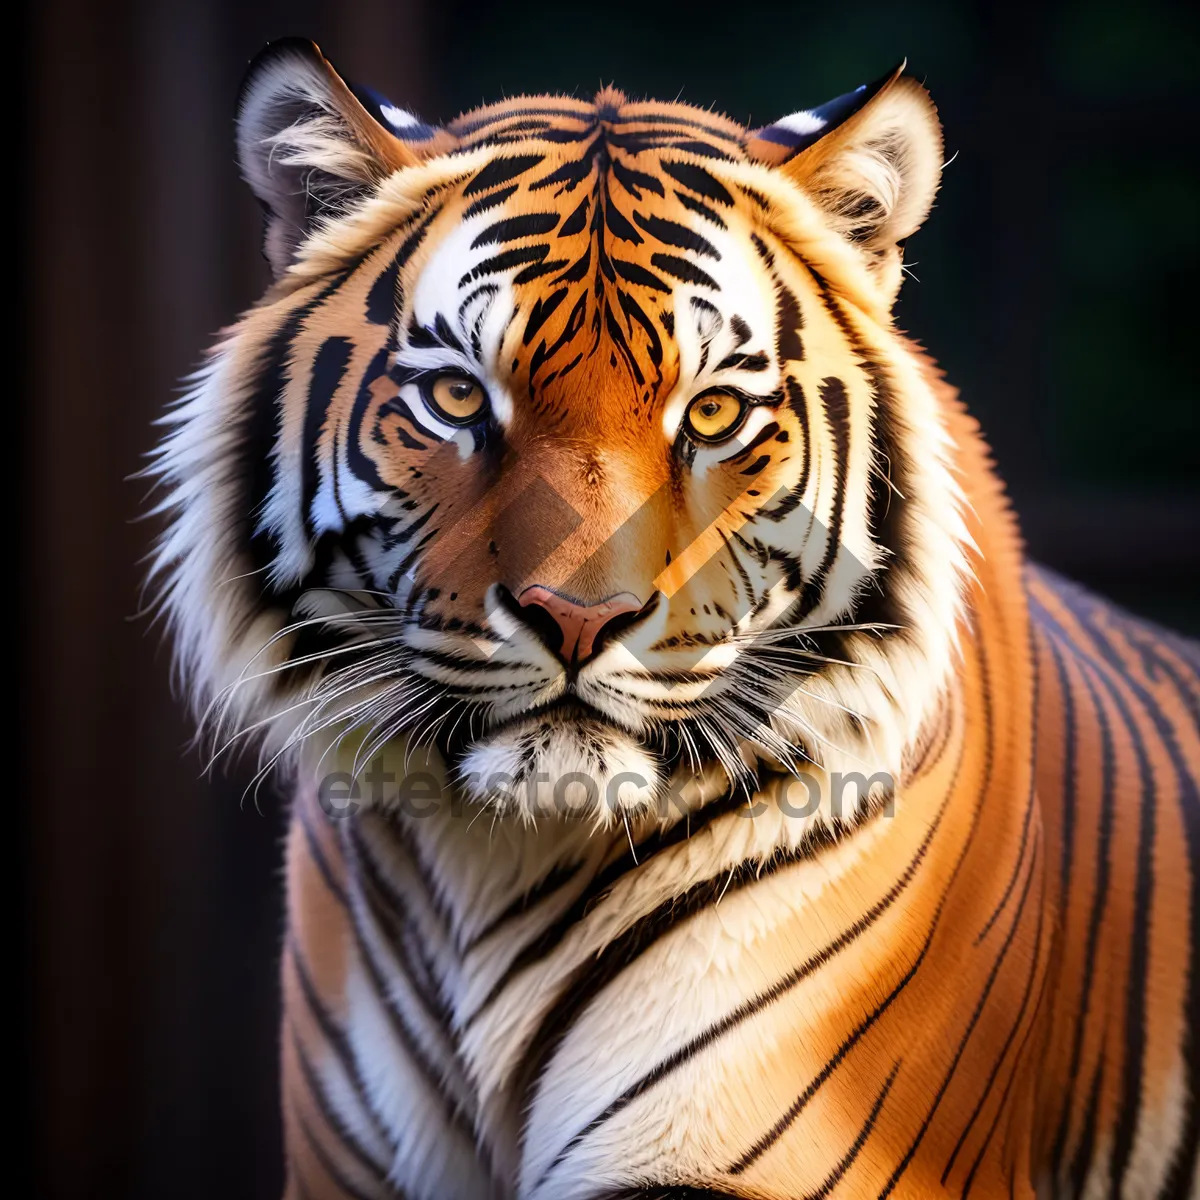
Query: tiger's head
[[151, 39, 968, 827]]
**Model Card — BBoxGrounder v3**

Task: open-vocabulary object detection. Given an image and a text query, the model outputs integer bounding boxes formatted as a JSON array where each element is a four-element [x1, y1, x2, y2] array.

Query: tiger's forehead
[[398, 90, 775, 426]]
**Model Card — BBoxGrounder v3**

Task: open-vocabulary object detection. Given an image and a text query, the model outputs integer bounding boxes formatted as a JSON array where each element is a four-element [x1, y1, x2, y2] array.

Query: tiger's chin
[[454, 711, 664, 827]]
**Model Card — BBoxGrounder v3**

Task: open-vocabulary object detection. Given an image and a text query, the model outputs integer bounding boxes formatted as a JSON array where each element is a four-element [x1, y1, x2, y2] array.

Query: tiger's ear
[[237, 38, 450, 278], [746, 64, 943, 303]]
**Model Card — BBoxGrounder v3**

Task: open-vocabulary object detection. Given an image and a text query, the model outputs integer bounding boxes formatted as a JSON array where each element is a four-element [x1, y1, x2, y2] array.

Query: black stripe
[[343, 823, 458, 1040], [463, 183, 519, 218], [776, 280, 805, 362], [459, 243, 549, 286], [713, 350, 769, 373], [513, 258, 570, 284], [345, 821, 450, 1005], [673, 189, 727, 228], [339, 850, 476, 1145], [302, 809, 461, 1128], [465, 859, 588, 952], [619, 290, 665, 367], [287, 940, 396, 1153], [529, 135, 603, 193], [611, 258, 671, 292], [1037, 612, 1117, 1179], [1069, 1054, 1106, 1196], [533, 741, 965, 1187], [364, 258, 399, 325], [366, 210, 436, 331], [558, 196, 590, 236], [1047, 585, 1176, 1195], [660, 160, 734, 205], [453, 104, 591, 136], [633, 212, 719, 258], [670, 138, 731, 159], [975, 649, 1040, 943], [346, 350, 394, 491], [240, 271, 352, 586], [518, 818, 877, 1160], [650, 252, 718, 289], [610, 158, 665, 198], [296, 1113, 389, 1200], [1041, 623, 1079, 914], [466, 789, 744, 1024], [722, 421, 780, 465], [727, 716, 973, 1176], [302, 337, 354, 536], [878, 830, 1043, 1199], [290, 1024, 390, 1179], [787, 376, 812, 505], [603, 193, 644, 244], [298, 802, 349, 905], [942, 874, 1047, 1185], [462, 154, 545, 196], [471, 212, 560, 248], [798, 376, 849, 614], [610, 110, 742, 142], [522, 288, 570, 345], [958, 964, 1053, 1198], [798, 1061, 899, 1200]]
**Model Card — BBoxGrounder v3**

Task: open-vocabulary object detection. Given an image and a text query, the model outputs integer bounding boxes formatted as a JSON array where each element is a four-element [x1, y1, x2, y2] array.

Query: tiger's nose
[[517, 586, 646, 665]]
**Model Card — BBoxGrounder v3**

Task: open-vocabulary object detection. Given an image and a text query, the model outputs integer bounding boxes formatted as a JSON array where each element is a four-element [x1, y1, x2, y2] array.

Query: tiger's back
[[1029, 569, 1200, 1198]]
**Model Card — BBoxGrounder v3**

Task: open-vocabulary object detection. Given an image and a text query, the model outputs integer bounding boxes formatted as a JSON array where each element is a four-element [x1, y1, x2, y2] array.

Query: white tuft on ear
[[749, 68, 944, 303], [236, 38, 421, 278]]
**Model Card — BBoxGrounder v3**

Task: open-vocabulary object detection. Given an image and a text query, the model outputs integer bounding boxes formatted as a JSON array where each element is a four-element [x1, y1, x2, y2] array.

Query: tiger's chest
[[333, 722, 1037, 1200]]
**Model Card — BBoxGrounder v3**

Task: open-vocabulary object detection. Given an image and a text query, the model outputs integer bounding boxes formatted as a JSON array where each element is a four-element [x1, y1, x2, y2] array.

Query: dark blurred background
[[22, 0, 1198, 1196]]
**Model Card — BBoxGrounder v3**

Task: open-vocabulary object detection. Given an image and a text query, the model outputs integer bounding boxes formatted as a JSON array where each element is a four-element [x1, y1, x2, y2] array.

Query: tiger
[[147, 36, 1200, 1200]]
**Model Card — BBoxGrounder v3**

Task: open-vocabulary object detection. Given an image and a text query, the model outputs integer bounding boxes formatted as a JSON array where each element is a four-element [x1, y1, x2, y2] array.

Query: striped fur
[[149, 40, 1199, 1199]]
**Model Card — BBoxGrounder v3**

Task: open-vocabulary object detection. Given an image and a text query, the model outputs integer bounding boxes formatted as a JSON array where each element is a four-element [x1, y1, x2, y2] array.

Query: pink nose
[[518, 586, 644, 664]]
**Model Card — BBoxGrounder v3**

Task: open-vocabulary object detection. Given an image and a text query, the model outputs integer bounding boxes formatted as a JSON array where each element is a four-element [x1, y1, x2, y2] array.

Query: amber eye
[[684, 391, 747, 443], [426, 373, 488, 425]]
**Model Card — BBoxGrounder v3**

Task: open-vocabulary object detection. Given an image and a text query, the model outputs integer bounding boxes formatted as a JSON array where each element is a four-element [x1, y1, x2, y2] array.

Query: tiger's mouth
[[482, 696, 627, 738], [447, 692, 667, 824]]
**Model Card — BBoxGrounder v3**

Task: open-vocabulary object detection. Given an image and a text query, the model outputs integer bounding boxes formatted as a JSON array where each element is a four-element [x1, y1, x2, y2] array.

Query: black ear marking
[[743, 62, 905, 164], [746, 62, 943, 302]]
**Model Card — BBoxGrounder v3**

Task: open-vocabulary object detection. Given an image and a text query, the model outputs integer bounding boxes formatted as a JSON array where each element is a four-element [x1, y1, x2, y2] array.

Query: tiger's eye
[[684, 391, 746, 442], [429, 374, 487, 424]]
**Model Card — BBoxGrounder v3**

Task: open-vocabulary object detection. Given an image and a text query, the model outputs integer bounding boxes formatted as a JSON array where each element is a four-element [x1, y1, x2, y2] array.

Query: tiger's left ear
[[746, 64, 943, 303], [237, 38, 455, 279]]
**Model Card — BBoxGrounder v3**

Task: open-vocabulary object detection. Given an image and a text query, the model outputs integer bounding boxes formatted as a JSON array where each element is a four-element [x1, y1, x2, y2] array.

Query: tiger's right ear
[[237, 39, 451, 278], [745, 64, 942, 305]]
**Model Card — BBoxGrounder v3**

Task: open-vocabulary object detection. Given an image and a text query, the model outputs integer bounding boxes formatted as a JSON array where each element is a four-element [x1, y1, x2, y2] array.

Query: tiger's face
[[152, 41, 968, 826]]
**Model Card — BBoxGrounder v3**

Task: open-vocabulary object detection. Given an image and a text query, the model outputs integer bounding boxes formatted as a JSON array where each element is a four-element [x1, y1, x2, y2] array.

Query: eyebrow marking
[[714, 350, 770, 373]]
